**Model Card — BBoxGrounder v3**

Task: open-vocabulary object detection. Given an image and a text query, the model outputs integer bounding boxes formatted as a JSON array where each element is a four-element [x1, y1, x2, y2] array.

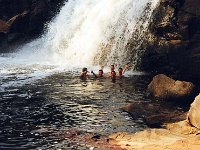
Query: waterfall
[[12, 0, 159, 67], [0, 0, 160, 90]]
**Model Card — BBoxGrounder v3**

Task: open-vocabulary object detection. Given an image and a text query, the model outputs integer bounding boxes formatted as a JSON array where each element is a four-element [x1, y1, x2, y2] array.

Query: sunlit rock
[[187, 93, 200, 129], [148, 74, 195, 100], [109, 121, 200, 150]]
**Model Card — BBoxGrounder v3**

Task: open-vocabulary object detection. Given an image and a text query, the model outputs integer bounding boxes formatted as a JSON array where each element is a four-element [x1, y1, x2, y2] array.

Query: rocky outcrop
[[148, 74, 195, 100], [0, 0, 65, 52], [139, 0, 200, 79], [187, 93, 200, 129]]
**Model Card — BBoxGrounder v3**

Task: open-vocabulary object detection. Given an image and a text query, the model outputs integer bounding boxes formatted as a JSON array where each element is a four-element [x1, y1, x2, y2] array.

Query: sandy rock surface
[[188, 93, 200, 129], [109, 121, 200, 150]]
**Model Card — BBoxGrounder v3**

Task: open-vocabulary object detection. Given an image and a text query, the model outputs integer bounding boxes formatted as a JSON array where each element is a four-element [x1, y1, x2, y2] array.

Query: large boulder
[[148, 74, 195, 100], [187, 94, 200, 129]]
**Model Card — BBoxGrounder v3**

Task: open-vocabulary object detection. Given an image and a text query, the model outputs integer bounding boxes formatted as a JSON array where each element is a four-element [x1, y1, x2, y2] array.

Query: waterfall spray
[[13, 0, 160, 67]]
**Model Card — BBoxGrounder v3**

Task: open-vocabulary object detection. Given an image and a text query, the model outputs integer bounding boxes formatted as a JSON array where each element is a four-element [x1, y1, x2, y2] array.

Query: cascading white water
[[0, 0, 160, 90], [13, 0, 159, 66]]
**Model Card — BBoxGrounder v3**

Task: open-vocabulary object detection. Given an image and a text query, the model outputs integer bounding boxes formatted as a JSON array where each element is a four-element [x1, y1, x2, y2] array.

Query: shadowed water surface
[[0, 72, 184, 149]]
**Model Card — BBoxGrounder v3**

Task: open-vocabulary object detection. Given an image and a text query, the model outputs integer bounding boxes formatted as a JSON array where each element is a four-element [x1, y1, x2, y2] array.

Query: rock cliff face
[[139, 0, 200, 80], [0, 0, 65, 52]]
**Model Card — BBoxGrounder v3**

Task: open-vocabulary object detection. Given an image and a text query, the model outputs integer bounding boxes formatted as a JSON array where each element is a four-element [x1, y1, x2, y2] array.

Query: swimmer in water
[[118, 67, 123, 78], [91, 69, 104, 78], [110, 64, 115, 76], [118, 63, 130, 78], [80, 67, 88, 79], [111, 70, 116, 83], [80, 63, 130, 81]]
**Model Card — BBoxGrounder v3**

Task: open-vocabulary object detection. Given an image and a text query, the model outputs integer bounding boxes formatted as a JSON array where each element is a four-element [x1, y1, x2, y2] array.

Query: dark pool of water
[[0, 72, 185, 149]]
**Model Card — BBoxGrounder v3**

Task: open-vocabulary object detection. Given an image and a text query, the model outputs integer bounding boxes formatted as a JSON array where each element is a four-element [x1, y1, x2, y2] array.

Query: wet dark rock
[[148, 74, 195, 101], [0, 20, 9, 48], [0, 32, 8, 49], [7, 11, 30, 34], [0, 19, 9, 33], [7, 32, 21, 41], [121, 102, 187, 128], [139, 0, 200, 80], [0, 0, 66, 52]]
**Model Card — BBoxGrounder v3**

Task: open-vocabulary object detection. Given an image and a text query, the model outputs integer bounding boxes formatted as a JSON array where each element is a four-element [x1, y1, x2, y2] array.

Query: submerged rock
[[121, 101, 186, 128], [148, 74, 195, 100], [187, 93, 200, 129]]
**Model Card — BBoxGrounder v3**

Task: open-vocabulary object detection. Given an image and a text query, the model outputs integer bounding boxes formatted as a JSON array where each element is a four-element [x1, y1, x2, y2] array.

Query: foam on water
[[0, 0, 160, 90]]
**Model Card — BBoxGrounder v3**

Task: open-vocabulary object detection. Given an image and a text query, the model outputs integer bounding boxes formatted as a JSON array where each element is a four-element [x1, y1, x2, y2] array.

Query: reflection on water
[[0, 72, 184, 149]]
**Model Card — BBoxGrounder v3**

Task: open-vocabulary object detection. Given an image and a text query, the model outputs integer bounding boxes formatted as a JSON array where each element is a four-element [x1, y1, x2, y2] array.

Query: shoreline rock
[[109, 120, 200, 150], [187, 93, 200, 129], [111, 88, 200, 150]]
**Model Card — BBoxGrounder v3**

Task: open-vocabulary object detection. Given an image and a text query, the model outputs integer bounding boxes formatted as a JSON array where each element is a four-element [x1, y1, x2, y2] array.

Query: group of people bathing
[[80, 64, 130, 82]]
